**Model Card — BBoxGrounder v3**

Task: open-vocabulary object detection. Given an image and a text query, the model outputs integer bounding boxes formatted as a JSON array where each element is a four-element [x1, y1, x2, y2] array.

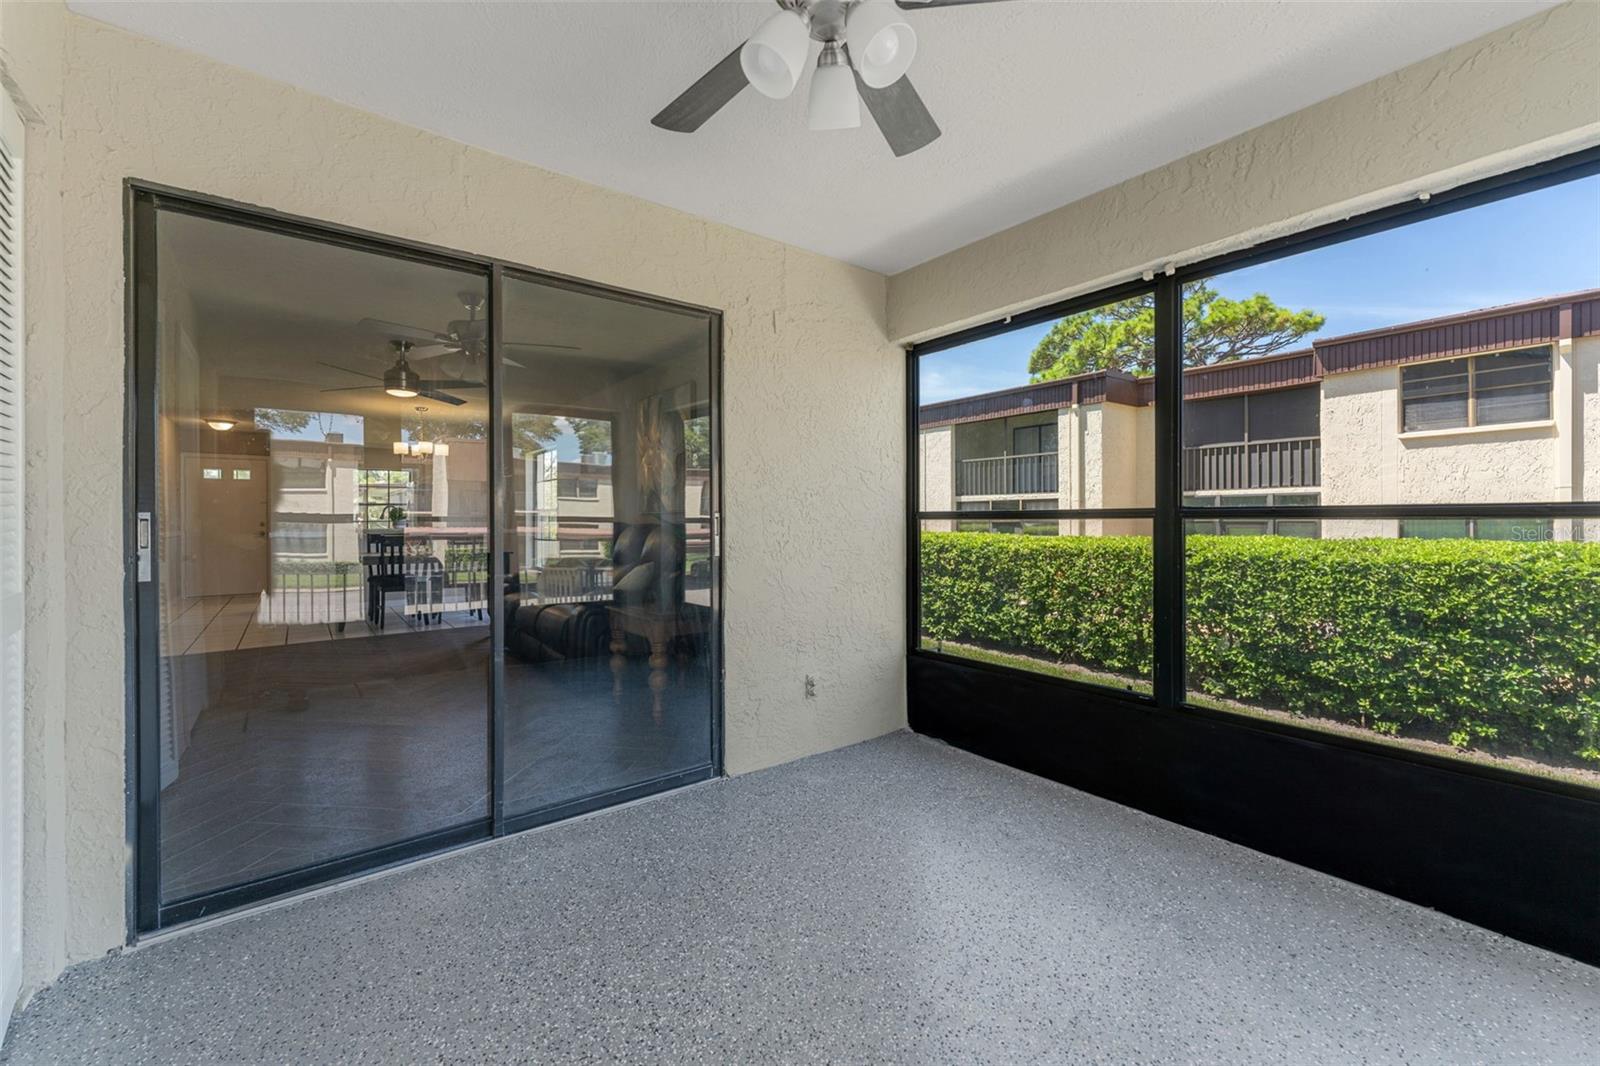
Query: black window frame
[[907, 145, 1600, 795]]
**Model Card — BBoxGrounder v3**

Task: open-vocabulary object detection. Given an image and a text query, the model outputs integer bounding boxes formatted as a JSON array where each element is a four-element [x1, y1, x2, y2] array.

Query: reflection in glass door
[[134, 193, 722, 927], [499, 273, 718, 821], [145, 206, 493, 915]]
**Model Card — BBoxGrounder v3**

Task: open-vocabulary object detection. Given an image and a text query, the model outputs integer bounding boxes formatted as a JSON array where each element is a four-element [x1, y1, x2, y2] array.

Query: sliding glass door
[[498, 273, 718, 823], [132, 192, 720, 929]]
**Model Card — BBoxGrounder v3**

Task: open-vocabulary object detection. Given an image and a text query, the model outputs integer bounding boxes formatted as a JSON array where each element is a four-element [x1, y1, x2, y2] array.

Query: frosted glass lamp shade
[[741, 10, 811, 99]]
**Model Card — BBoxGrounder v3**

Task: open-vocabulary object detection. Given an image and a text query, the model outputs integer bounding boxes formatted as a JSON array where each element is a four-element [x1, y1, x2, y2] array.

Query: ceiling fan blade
[[504, 356, 526, 370], [320, 384, 380, 393], [418, 388, 468, 406], [320, 361, 383, 381], [358, 317, 454, 344], [505, 341, 582, 352], [419, 379, 485, 390], [651, 44, 748, 133], [856, 72, 941, 158], [408, 344, 466, 363]]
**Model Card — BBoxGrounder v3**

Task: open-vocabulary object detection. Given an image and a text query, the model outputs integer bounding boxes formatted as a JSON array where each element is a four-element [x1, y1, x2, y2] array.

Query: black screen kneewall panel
[[909, 654, 1600, 966]]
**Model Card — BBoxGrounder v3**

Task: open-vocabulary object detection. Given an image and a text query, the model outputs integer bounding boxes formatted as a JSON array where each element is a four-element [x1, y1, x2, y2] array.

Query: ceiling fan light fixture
[[846, 0, 916, 89], [807, 43, 860, 131], [740, 9, 811, 99], [384, 360, 421, 399], [205, 417, 236, 432]]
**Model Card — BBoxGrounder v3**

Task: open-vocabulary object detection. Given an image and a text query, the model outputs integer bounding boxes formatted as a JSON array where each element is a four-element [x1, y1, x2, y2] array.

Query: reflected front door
[[180, 455, 267, 598]]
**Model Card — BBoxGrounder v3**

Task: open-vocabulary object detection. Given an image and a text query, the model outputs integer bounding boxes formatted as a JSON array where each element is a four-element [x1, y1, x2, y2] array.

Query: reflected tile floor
[[161, 629, 711, 901], [6, 733, 1598, 1064]]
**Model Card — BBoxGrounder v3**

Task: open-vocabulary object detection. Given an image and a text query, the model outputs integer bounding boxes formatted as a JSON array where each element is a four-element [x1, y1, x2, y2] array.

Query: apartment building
[[919, 290, 1600, 539]]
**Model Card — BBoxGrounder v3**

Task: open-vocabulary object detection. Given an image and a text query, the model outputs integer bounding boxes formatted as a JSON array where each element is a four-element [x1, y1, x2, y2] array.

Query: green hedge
[[920, 531, 1600, 764]]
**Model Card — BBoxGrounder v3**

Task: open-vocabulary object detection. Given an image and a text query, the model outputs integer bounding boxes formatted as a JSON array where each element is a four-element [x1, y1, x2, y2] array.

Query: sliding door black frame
[[493, 263, 726, 835], [905, 146, 1600, 964], [125, 181, 725, 935]]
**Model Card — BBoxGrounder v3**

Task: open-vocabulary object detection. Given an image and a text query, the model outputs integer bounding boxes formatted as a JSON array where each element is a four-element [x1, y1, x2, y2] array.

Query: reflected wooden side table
[[608, 604, 706, 722]]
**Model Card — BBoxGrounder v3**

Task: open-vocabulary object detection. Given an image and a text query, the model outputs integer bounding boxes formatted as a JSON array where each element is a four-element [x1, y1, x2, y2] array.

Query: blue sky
[[919, 174, 1600, 403]]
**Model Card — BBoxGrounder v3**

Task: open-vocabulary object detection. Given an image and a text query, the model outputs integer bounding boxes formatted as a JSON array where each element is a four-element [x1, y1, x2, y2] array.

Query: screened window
[[1178, 172, 1595, 789], [914, 159, 1599, 793], [1400, 346, 1552, 432], [917, 289, 1155, 694]]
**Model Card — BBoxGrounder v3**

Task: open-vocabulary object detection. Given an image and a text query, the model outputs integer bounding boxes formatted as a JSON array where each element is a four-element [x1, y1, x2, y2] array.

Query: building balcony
[[956, 451, 1059, 497], [1182, 436, 1321, 493]]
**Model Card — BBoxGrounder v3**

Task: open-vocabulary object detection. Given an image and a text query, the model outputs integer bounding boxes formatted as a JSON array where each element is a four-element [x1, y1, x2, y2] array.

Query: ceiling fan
[[320, 341, 479, 407], [651, 0, 1009, 157], [358, 293, 581, 378]]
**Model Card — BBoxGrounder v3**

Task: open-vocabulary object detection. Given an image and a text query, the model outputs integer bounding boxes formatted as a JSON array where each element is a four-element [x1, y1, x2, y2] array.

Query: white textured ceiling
[[71, 0, 1555, 273]]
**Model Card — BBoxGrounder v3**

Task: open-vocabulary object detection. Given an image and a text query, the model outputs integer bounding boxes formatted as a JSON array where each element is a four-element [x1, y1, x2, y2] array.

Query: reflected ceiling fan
[[320, 341, 479, 406], [651, 0, 1011, 156], [358, 293, 581, 378]]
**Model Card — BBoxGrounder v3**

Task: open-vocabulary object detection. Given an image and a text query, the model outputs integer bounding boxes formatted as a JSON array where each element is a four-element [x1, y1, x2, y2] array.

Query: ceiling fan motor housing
[[384, 358, 421, 398]]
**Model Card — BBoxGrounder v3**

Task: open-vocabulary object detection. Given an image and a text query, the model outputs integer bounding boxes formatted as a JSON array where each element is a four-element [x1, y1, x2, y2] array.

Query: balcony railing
[[957, 451, 1059, 497], [1182, 436, 1320, 492]]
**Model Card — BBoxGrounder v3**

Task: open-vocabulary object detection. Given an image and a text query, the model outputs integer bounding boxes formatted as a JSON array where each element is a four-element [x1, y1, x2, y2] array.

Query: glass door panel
[[151, 207, 492, 906], [499, 273, 717, 819]]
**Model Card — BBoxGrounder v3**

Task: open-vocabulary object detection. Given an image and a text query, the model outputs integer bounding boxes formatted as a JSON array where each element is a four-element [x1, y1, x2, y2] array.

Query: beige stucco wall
[[918, 425, 953, 522], [1086, 403, 1153, 536], [2, 4, 905, 992], [887, 1, 1600, 344], [0, 0, 72, 1005], [1574, 336, 1600, 503]]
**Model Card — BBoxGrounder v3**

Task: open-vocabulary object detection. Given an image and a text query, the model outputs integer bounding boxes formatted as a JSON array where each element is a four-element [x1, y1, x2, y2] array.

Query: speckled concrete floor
[[3, 732, 1597, 1065]]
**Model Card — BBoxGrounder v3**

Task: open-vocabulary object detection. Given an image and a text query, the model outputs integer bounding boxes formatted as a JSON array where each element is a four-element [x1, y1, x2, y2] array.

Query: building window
[[358, 469, 412, 527], [273, 522, 329, 555], [1400, 517, 1554, 542], [1400, 345, 1552, 432], [277, 457, 327, 490], [558, 475, 599, 500], [1011, 423, 1058, 455], [1184, 493, 1320, 537], [956, 498, 1058, 535]]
